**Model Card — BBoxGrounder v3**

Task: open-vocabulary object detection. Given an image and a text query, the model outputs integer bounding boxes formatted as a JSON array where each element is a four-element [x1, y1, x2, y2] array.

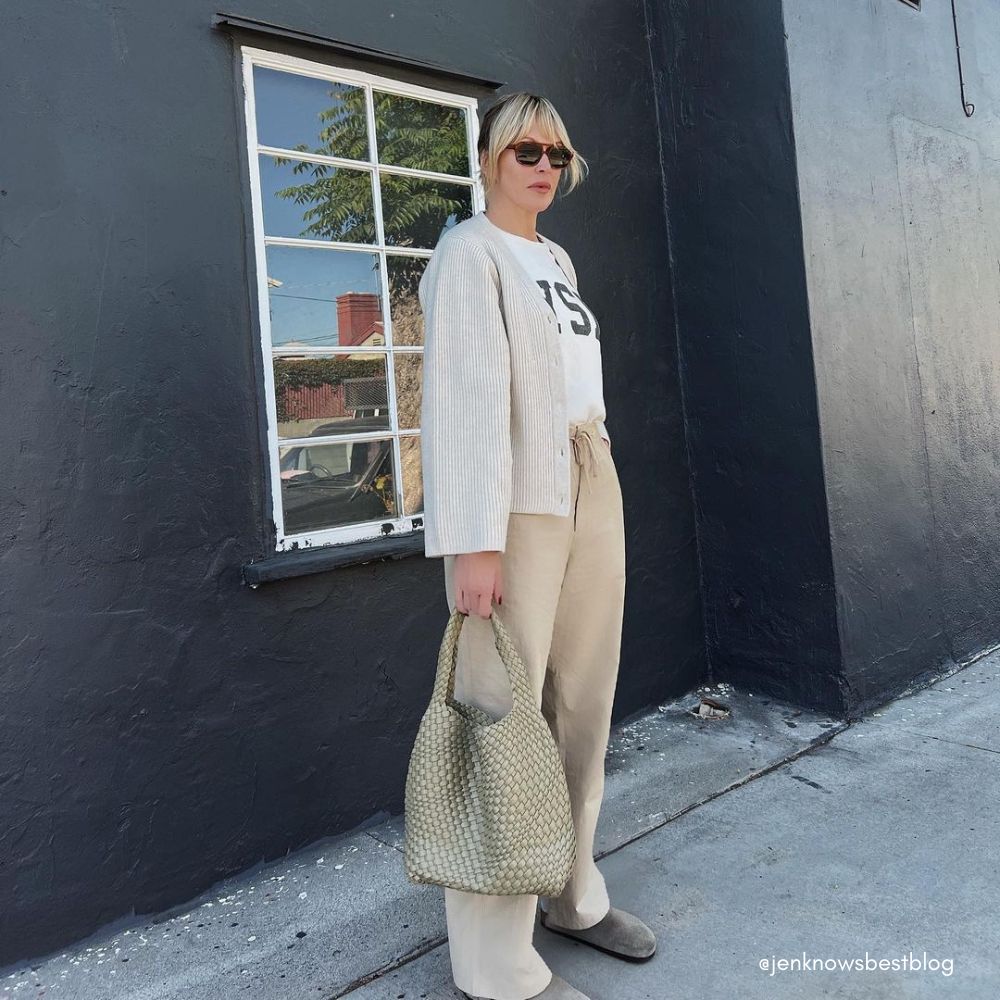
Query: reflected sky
[[266, 245, 382, 348], [254, 67, 368, 160]]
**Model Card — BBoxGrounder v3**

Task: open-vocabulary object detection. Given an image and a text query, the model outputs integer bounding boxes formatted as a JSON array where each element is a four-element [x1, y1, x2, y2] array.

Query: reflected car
[[279, 417, 395, 535]]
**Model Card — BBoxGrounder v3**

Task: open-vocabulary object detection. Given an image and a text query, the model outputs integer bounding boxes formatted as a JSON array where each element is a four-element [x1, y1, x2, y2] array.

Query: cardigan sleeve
[[418, 236, 513, 558]]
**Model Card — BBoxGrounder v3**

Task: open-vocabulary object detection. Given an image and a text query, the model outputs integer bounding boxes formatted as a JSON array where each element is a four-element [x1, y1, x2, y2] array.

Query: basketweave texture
[[403, 606, 577, 896]]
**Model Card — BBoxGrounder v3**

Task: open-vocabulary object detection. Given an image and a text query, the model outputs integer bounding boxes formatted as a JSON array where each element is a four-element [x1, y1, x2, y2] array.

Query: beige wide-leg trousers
[[441, 419, 627, 1000]]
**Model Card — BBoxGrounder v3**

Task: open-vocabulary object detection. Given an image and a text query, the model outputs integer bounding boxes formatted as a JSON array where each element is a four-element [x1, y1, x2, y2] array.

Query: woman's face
[[484, 124, 561, 212]]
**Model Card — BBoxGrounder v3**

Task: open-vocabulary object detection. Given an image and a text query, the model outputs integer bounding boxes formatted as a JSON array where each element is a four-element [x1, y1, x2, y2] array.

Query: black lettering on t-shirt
[[536, 280, 599, 340]]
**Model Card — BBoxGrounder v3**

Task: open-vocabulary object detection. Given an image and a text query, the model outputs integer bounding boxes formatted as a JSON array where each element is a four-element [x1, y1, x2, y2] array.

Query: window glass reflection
[[248, 64, 481, 542], [266, 246, 383, 350], [374, 92, 469, 175], [400, 434, 424, 517], [379, 174, 473, 248], [254, 68, 369, 161], [259, 155, 375, 243], [393, 353, 422, 430], [273, 354, 390, 439], [280, 436, 396, 534], [386, 254, 427, 347]]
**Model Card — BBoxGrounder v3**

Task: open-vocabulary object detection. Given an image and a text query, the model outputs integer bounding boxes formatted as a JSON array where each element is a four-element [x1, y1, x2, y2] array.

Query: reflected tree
[[268, 86, 473, 300]]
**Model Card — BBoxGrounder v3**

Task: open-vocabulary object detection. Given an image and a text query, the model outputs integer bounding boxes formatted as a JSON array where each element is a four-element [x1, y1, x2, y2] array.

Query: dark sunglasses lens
[[548, 147, 572, 168], [514, 142, 544, 164]]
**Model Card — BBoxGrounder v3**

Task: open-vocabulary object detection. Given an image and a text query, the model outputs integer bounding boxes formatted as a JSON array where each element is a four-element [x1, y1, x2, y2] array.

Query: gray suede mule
[[462, 972, 590, 1000], [539, 906, 657, 961]]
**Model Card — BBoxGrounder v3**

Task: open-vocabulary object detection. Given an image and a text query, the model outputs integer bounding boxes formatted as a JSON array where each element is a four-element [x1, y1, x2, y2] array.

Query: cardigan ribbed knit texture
[[418, 210, 609, 558]]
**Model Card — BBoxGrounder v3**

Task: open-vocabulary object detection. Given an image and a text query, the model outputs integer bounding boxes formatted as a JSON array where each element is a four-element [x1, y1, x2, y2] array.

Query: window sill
[[242, 530, 426, 586]]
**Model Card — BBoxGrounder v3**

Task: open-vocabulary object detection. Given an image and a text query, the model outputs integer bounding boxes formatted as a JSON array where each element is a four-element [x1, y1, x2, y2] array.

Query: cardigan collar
[[459, 210, 577, 315]]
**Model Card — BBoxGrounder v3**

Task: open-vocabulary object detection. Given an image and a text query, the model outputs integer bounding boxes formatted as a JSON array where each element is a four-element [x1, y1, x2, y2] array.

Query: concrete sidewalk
[[3, 652, 998, 1000]]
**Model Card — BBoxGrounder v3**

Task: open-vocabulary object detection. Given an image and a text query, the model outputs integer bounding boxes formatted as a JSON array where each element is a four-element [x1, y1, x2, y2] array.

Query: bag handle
[[431, 603, 536, 720]]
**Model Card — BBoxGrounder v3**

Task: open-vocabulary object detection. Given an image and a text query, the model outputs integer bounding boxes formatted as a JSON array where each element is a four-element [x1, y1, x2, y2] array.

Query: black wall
[[0, 0, 702, 965], [649, 0, 1000, 719], [783, 0, 1000, 708], [647, 0, 845, 711]]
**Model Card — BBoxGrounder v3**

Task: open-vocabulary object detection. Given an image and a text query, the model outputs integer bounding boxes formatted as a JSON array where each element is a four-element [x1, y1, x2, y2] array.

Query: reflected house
[[277, 289, 388, 432], [273, 282, 396, 536]]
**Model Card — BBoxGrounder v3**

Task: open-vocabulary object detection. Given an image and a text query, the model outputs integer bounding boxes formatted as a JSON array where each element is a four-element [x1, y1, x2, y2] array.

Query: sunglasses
[[505, 140, 575, 169]]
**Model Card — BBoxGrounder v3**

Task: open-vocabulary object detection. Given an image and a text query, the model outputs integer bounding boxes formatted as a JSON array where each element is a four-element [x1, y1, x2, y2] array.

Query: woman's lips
[[529, 183, 551, 191]]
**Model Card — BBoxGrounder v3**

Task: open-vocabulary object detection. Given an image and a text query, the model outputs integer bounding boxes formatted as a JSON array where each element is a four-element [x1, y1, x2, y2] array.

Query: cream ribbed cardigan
[[417, 210, 609, 558]]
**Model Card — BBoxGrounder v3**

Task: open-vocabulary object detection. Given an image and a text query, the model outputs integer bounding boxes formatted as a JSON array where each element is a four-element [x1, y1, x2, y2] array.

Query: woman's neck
[[484, 202, 540, 242]]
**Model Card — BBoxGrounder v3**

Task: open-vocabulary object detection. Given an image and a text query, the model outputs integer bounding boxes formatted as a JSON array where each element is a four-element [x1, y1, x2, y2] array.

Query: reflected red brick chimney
[[337, 292, 383, 347]]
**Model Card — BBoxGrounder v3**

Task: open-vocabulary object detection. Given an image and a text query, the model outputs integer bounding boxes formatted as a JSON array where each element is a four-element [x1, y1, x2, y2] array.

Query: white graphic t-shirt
[[493, 227, 610, 445]]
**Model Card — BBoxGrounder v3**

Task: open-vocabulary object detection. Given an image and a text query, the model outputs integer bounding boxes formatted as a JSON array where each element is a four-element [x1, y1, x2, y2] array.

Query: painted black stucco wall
[[785, 0, 1000, 706], [0, 0, 701, 965], [649, 0, 1000, 718], [646, 0, 845, 710]]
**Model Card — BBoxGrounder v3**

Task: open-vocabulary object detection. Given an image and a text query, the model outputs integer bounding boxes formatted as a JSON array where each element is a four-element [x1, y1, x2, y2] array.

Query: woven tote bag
[[403, 604, 577, 896]]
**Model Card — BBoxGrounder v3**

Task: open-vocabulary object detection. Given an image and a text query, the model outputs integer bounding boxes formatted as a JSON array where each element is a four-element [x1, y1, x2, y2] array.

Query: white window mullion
[[364, 80, 406, 526], [242, 49, 291, 546]]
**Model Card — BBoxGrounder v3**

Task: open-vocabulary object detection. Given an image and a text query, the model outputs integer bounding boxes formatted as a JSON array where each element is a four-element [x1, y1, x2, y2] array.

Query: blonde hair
[[476, 92, 589, 199]]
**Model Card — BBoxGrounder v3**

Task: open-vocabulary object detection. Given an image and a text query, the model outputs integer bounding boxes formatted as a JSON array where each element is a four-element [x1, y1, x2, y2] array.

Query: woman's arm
[[418, 236, 513, 559]]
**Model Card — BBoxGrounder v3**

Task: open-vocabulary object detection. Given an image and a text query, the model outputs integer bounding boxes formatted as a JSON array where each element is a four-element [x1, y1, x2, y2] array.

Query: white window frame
[[239, 45, 484, 552]]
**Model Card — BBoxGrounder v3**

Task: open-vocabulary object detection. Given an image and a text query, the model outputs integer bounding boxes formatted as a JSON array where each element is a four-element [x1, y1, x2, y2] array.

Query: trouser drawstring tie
[[570, 423, 602, 497]]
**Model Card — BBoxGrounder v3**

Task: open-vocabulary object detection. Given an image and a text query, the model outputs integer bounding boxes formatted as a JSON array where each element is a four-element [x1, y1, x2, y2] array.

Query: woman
[[418, 92, 656, 1000]]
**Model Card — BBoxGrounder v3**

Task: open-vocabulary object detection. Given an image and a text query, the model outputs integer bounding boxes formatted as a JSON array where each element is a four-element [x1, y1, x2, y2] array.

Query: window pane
[[400, 434, 424, 517], [274, 354, 390, 439], [279, 436, 396, 535], [393, 352, 422, 430], [380, 173, 473, 248], [253, 68, 369, 161], [374, 92, 469, 175], [259, 154, 376, 243], [386, 254, 427, 347], [266, 246, 383, 350]]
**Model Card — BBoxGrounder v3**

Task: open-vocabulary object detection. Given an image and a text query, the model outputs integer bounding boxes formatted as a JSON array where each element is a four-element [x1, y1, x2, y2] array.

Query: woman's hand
[[454, 551, 504, 619]]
